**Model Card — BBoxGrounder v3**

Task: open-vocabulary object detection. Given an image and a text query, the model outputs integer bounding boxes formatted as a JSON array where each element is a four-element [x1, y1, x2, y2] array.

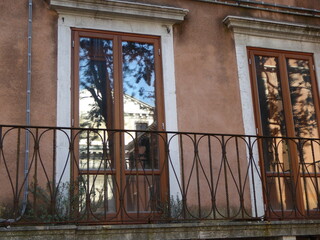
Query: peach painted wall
[[0, 0, 319, 220], [0, 0, 57, 126], [0, 0, 57, 215], [0, 0, 319, 137]]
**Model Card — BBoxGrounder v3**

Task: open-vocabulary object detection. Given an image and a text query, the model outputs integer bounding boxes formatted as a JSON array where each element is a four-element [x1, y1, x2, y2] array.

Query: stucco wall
[[133, 0, 320, 134], [0, 0, 57, 126], [0, 0, 320, 226], [0, 0, 319, 132], [0, 0, 57, 214]]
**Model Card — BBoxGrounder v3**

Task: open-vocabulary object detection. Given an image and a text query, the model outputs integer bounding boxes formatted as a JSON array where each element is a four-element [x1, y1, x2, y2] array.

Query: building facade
[[1, 0, 320, 239]]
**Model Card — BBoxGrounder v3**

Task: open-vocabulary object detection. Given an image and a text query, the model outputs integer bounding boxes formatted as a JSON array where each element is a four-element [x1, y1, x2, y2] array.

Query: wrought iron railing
[[0, 125, 320, 225]]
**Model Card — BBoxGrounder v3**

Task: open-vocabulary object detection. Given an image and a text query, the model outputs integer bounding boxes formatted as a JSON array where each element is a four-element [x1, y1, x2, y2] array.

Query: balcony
[[1, 125, 320, 238]]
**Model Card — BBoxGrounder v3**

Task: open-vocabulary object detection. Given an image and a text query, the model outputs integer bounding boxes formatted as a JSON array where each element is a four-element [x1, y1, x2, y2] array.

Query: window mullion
[[278, 54, 295, 138], [279, 53, 306, 214]]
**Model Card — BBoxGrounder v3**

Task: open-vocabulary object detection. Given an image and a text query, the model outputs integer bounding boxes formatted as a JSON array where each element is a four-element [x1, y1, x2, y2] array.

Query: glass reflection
[[287, 59, 320, 172], [254, 56, 290, 172], [122, 41, 159, 170], [287, 58, 320, 210], [255, 55, 293, 211], [287, 59, 318, 139], [79, 37, 114, 170], [267, 176, 294, 210], [79, 175, 116, 213], [125, 175, 160, 212]]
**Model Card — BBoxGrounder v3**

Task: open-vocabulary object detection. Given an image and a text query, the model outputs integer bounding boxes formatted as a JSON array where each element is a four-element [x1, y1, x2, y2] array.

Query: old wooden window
[[248, 48, 320, 216], [72, 29, 166, 219]]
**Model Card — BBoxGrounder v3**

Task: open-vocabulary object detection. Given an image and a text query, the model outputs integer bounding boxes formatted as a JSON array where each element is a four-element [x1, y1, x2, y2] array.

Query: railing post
[[247, 136, 264, 218]]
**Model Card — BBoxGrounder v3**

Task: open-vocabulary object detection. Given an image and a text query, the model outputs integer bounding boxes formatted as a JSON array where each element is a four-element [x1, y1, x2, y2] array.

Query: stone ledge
[[50, 0, 188, 24], [223, 15, 320, 43], [1, 220, 320, 240]]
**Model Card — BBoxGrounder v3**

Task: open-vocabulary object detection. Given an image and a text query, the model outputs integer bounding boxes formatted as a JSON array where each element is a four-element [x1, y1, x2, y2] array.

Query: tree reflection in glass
[[287, 58, 320, 210], [76, 35, 162, 213], [255, 55, 293, 210], [78, 37, 116, 213], [78, 37, 114, 171], [122, 41, 159, 171], [255, 56, 290, 172]]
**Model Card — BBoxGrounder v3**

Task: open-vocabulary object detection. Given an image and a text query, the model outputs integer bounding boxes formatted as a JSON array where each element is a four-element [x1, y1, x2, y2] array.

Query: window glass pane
[[255, 56, 286, 137], [124, 132, 159, 170], [301, 177, 320, 211], [125, 175, 160, 212], [122, 41, 156, 127], [287, 58, 318, 139], [122, 41, 159, 170], [287, 58, 320, 177], [254, 56, 290, 172], [79, 129, 114, 170], [79, 37, 114, 128], [78, 37, 114, 170], [79, 175, 116, 213], [266, 176, 295, 211]]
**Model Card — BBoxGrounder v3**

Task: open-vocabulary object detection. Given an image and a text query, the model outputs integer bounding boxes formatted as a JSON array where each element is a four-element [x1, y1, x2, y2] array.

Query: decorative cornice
[[49, 0, 188, 24], [223, 15, 320, 43]]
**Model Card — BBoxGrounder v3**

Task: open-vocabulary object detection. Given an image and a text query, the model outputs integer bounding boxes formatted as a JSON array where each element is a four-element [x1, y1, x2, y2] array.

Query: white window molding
[[224, 15, 320, 218], [224, 16, 320, 43], [51, 0, 187, 197], [50, 0, 188, 23]]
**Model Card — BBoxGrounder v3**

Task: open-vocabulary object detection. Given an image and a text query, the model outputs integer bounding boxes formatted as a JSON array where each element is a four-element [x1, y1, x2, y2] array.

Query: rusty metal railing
[[0, 125, 320, 225]]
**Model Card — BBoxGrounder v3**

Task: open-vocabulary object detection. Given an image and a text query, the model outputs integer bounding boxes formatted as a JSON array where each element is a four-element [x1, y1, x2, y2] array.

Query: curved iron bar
[[0, 127, 38, 222], [245, 136, 264, 218], [166, 133, 185, 217], [191, 134, 219, 219], [213, 135, 231, 219], [72, 129, 121, 222], [1, 125, 320, 224], [179, 133, 200, 219], [228, 135, 257, 218], [261, 137, 297, 218], [221, 136, 249, 218], [295, 139, 320, 215], [83, 129, 115, 221], [121, 130, 168, 222]]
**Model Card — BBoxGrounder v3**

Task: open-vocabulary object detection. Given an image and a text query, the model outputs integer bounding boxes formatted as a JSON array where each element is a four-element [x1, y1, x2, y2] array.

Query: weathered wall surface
[[0, 0, 319, 227], [0, 0, 319, 132], [0, 0, 57, 214], [133, 0, 320, 134], [0, 0, 57, 126]]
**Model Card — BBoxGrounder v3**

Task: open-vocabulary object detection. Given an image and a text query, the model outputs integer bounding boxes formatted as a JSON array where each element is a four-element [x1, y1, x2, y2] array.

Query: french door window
[[248, 48, 320, 216], [72, 29, 166, 218]]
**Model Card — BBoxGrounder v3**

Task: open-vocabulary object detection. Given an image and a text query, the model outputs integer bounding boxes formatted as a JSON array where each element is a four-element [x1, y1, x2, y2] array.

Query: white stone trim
[[224, 15, 320, 218], [50, 0, 188, 23], [55, 15, 181, 133], [223, 16, 320, 43], [53, 1, 186, 198]]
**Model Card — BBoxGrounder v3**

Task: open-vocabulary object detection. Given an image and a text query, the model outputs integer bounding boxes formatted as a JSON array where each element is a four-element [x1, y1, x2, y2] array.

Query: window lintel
[[49, 0, 188, 24], [223, 15, 320, 43]]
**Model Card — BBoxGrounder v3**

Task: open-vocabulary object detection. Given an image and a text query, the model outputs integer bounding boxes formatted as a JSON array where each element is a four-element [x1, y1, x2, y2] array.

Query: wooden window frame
[[71, 29, 168, 221], [248, 47, 320, 218]]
